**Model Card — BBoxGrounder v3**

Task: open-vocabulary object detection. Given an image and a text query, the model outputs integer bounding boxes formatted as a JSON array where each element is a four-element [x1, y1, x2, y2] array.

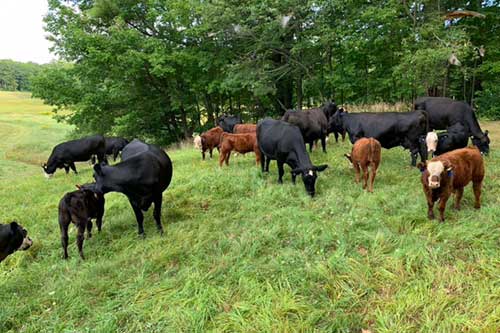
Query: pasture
[[0, 91, 499, 332]]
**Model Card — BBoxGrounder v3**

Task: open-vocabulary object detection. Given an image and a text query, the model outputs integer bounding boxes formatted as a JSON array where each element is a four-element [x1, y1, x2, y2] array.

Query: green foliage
[[32, 0, 500, 144], [1, 91, 500, 332], [0, 60, 43, 91]]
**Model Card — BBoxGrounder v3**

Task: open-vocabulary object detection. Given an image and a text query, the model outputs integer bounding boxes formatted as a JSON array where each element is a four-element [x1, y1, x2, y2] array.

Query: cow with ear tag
[[257, 119, 328, 197], [417, 146, 484, 222]]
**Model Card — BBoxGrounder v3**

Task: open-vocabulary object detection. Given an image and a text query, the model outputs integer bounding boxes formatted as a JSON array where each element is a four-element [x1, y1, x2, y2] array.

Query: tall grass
[[0, 91, 499, 332]]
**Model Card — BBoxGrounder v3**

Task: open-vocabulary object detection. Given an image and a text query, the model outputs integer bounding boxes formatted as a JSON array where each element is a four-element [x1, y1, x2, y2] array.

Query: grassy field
[[0, 91, 499, 332]]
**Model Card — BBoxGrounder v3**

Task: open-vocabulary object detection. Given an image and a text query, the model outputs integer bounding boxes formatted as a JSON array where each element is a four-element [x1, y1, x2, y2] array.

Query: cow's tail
[[368, 138, 378, 163]]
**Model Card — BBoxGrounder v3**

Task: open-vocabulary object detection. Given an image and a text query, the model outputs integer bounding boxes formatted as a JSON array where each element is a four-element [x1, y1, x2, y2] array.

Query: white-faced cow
[[257, 119, 328, 197], [93, 139, 173, 237], [42, 135, 107, 178]]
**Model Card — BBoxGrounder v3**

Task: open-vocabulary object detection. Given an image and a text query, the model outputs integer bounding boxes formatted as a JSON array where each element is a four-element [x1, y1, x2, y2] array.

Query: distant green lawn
[[0, 91, 498, 332]]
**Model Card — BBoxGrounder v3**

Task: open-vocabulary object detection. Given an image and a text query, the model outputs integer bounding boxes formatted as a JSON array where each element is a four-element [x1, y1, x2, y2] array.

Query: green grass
[[0, 91, 499, 332]]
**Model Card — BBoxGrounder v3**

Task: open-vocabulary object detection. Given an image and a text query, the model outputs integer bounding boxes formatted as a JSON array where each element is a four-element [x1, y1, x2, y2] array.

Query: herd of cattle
[[0, 96, 491, 262]]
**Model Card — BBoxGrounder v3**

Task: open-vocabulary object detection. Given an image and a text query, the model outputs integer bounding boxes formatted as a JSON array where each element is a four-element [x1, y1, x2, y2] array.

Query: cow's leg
[[369, 163, 377, 193], [91, 155, 96, 164], [321, 136, 327, 153], [277, 161, 284, 184], [254, 148, 261, 166], [473, 181, 482, 209], [260, 152, 266, 172], [438, 194, 450, 222], [427, 200, 435, 220], [265, 157, 271, 172], [64, 165, 70, 174], [69, 162, 77, 174], [334, 132, 339, 143], [96, 199, 104, 232], [225, 150, 230, 166], [130, 201, 145, 236], [353, 162, 360, 184], [210, 149, 213, 159], [454, 187, 464, 210], [218, 150, 225, 167], [410, 151, 418, 167], [76, 222, 86, 260], [86, 220, 93, 239], [361, 164, 369, 190], [202, 149, 206, 160], [153, 195, 164, 235], [59, 211, 70, 259], [113, 149, 119, 162], [341, 131, 346, 142], [309, 142, 313, 153]]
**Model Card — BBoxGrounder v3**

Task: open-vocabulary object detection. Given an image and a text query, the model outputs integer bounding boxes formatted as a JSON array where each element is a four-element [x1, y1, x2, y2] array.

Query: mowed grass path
[[0, 91, 498, 332]]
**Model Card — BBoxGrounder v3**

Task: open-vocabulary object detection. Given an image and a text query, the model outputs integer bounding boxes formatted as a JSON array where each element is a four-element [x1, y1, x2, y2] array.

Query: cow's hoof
[[138, 233, 146, 239], [474, 204, 481, 209]]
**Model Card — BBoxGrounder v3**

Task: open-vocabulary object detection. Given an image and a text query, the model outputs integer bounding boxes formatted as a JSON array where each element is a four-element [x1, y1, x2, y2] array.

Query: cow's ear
[[94, 164, 103, 176], [314, 164, 328, 172], [10, 221, 19, 232], [484, 130, 489, 136], [416, 162, 426, 172], [76, 184, 82, 190]]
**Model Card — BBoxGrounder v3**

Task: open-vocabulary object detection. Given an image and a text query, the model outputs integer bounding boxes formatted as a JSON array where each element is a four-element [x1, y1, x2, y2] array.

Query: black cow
[[105, 137, 129, 161], [0, 221, 32, 263], [59, 184, 105, 260], [414, 97, 490, 155], [257, 119, 328, 197], [329, 109, 428, 166], [420, 123, 469, 158], [93, 139, 173, 236], [42, 135, 106, 178], [218, 114, 242, 133], [282, 107, 329, 153]]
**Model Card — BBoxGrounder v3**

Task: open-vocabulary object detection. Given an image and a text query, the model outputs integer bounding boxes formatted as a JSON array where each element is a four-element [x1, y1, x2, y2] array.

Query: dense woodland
[[27, 0, 500, 144], [0, 60, 43, 91]]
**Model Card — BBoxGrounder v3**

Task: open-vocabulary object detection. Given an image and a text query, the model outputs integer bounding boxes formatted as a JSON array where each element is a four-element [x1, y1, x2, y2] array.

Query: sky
[[0, 0, 56, 64]]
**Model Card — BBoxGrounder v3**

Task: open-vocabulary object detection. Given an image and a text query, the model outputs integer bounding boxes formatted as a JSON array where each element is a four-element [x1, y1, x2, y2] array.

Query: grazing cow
[[420, 123, 469, 158], [42, 135, 106, 178], [104, 137, 129, 161], [414, 97, 490, 155], [199, 127, 223, 160], [58, 184, 105, 260], [219, 132, 260, 167], [218, 114, 242, 133], [282, 107, 329, 153], [0, 222, 33, 263], [417, 147, 484, 222], [93, 139, 173, 236], [329, 109, 428, 166], [344, 138, 381, 192], [257, 119, 328, 197], [233, 124, 257, 134]]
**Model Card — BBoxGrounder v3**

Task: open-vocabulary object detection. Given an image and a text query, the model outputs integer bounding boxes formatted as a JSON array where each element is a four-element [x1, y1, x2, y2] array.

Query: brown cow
[[344, 138, 381, 192], [197, 127, 223, 160], [234, 124, 257, 134], [417, 146, 484, 222], [219, 132, 261, 167]]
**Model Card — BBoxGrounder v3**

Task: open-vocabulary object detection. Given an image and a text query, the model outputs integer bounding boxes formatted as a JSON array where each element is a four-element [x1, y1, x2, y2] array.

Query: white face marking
[[44, 172, 53, 179], [426, 132, 438, 153], [427, 161, 444, 189], [193, 136, 202, 150], [20, 237, 33, 250], [308, 170, 314, 176]]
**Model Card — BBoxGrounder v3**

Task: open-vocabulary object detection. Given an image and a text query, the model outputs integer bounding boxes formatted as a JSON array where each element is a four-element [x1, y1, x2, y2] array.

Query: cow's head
[[292, 164, 328, 197], [417, 160, 452, 189], [92, 163, 107, 194], [472, 130, 490, 155], [425, 132, 438, 155], [328, 108, 346, 133], [41, 163, 54, 179], [10, 221, 33, 251], [322, 101, 338, 119], [193, 135, 202, 150]]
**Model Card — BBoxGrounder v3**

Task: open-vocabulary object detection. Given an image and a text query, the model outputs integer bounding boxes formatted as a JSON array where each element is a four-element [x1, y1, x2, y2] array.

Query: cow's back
[[436, 147, 484, 188], [258, 119, 303, 158]]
